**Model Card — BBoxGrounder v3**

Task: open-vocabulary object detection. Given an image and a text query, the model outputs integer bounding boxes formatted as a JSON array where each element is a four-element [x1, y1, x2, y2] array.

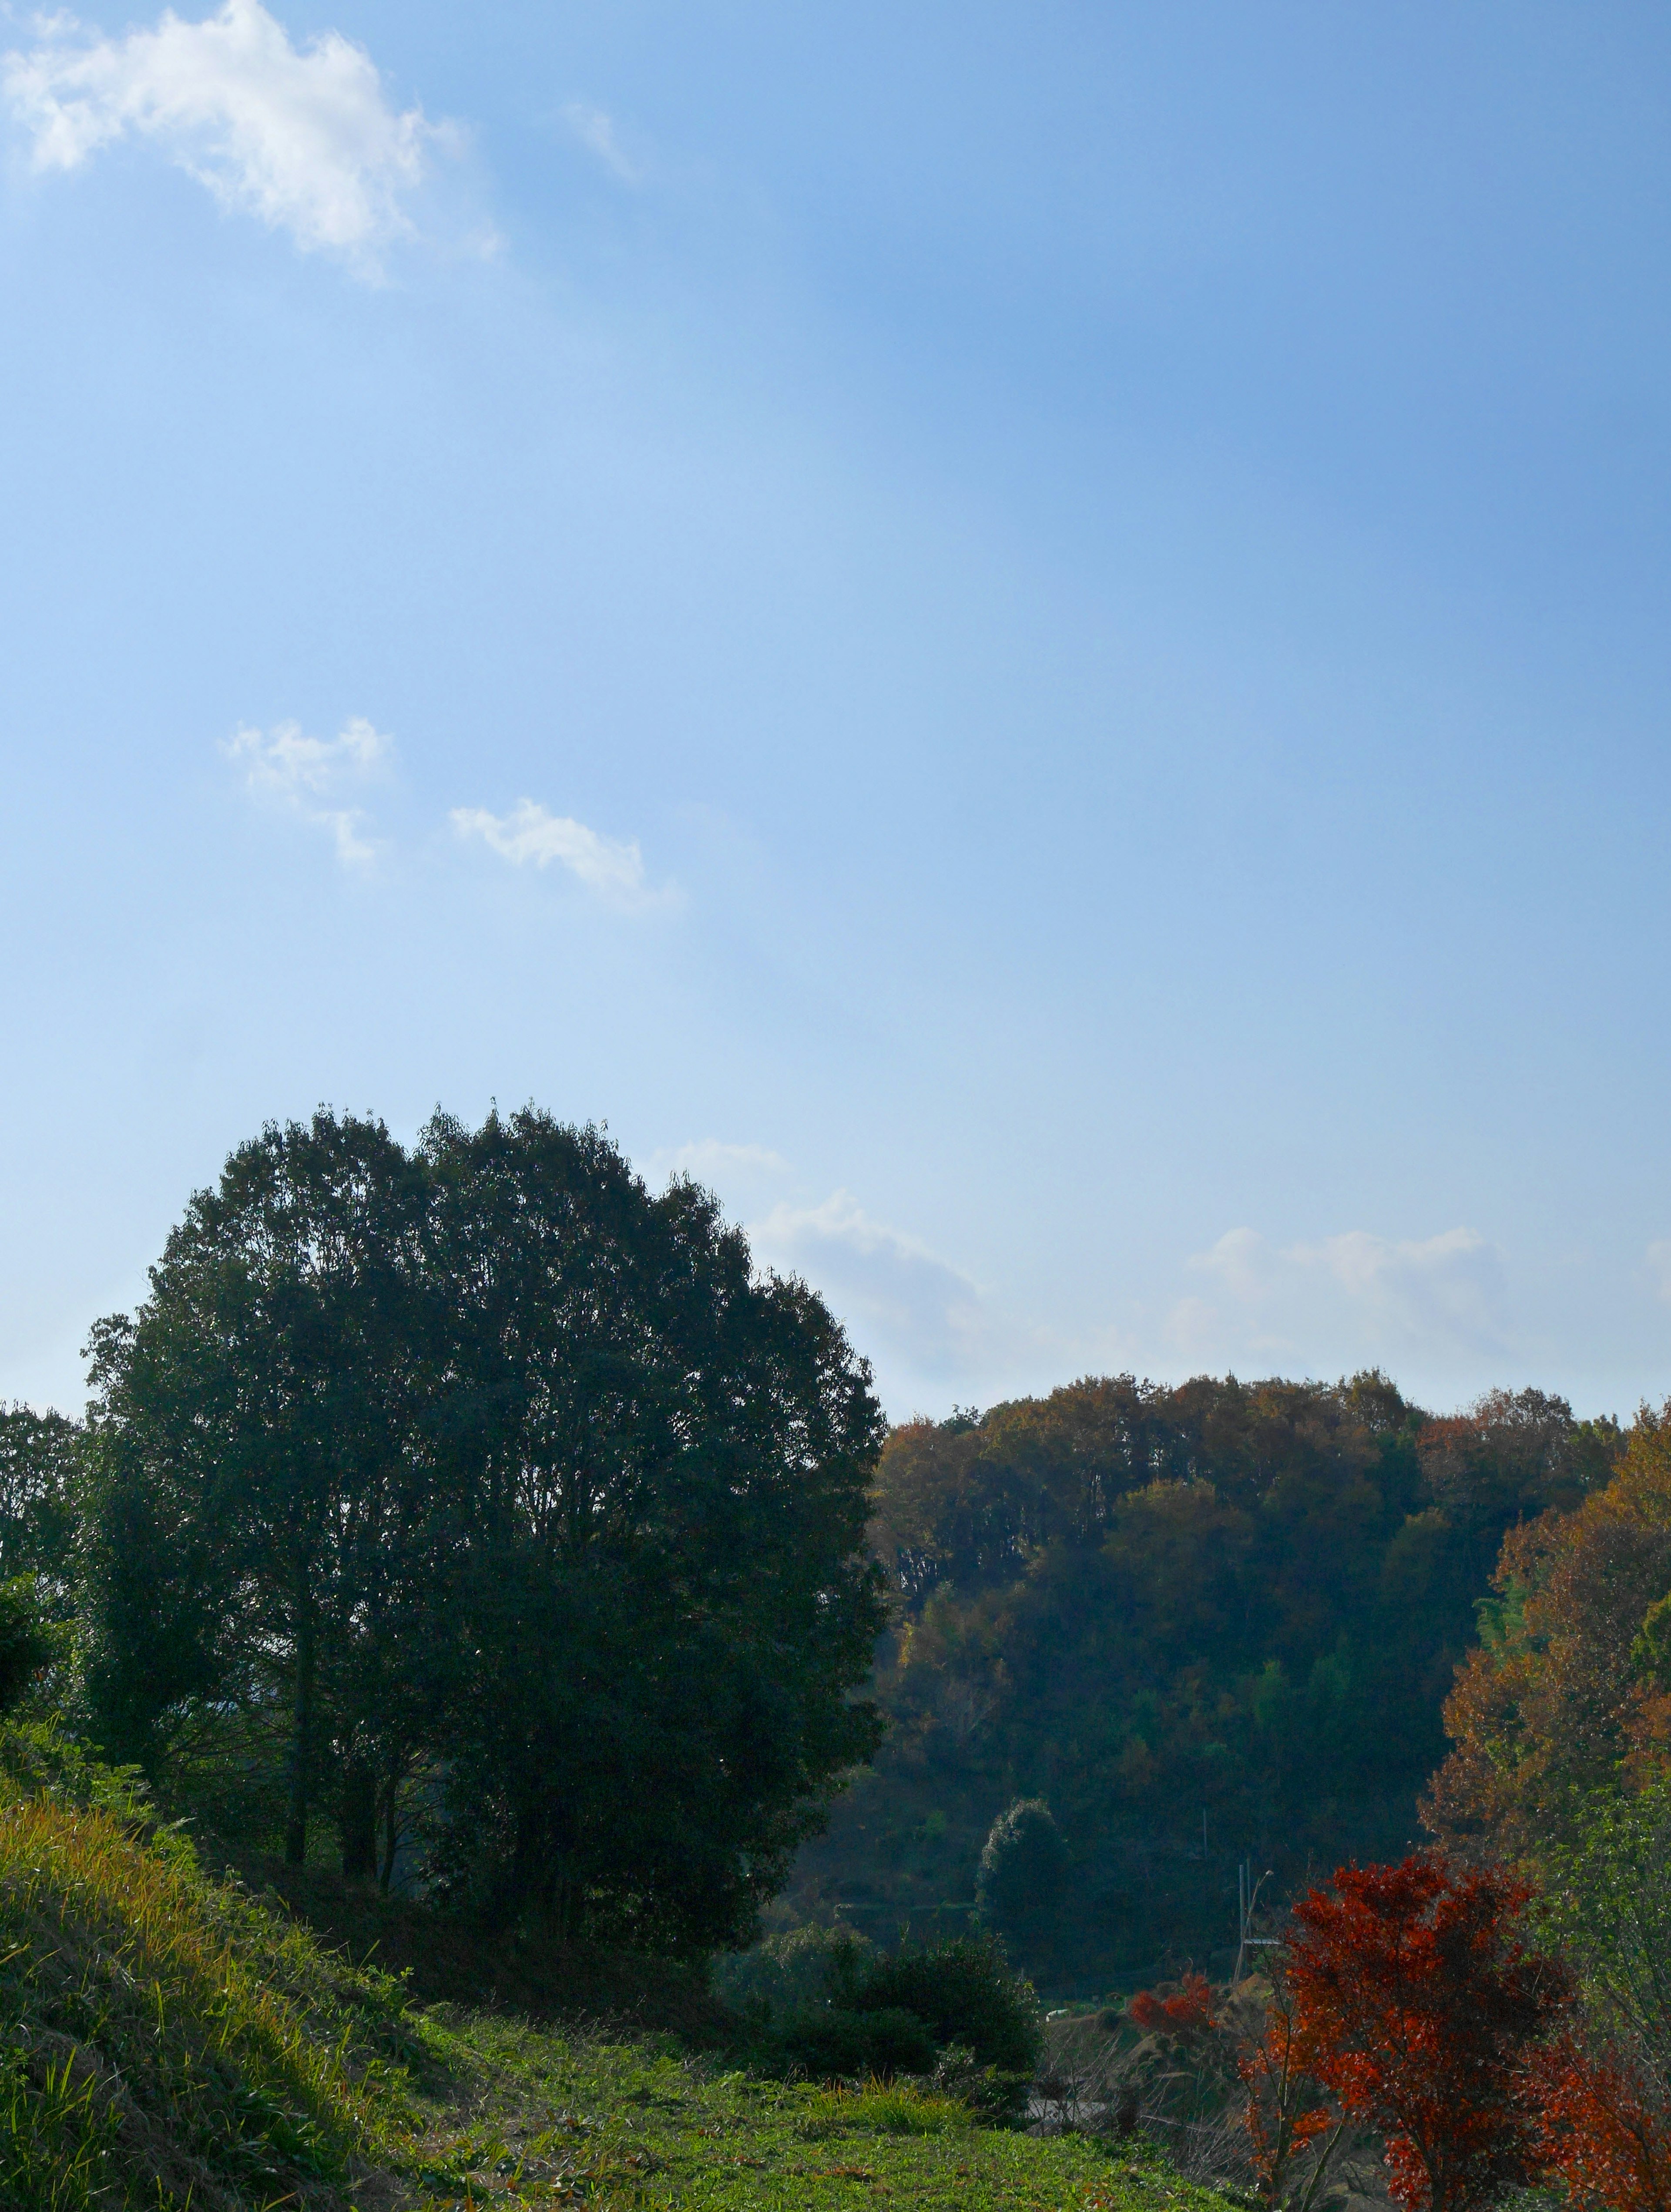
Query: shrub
[[976, 1797, 1069, 1962], [779, 2005, 938, 2081], [850, 1932, 1043, 2078], [713, 1922, 874, 2020]]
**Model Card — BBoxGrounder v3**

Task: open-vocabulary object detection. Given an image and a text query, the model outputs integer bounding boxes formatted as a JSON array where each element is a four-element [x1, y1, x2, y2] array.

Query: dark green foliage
[[0, 1579, 56, 1714], [780, 2005, 939, 2080], [410, 1108, 888, 1951], [846, 1934, 1043, 2079], [790, 1372, 1620, 1988], [80, 1105, 888, 1953], [80, 1109, 437, 1874], [976, 1798, 1068, 1967], [0, 1405, 83, 1599]]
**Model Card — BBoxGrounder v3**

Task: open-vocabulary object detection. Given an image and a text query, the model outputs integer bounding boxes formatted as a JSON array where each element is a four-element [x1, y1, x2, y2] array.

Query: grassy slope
[[0, 1728, 1241, 2212], [406, 2011, 1235, 2212], [0, 1733, 416, 2209]]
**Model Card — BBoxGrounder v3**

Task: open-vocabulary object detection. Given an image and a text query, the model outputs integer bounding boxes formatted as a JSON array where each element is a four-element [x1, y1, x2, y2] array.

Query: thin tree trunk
[[285, 1568, 315, 1866], [340, 1758, 377, 1884], [378, 1768, 401, 1894]]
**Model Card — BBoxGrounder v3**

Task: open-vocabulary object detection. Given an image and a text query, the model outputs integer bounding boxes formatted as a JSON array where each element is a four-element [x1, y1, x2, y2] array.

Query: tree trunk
[[378, 1769, 400, 1894], [340, 1758, 377, 1884], [285, 1570, 315, 1866]]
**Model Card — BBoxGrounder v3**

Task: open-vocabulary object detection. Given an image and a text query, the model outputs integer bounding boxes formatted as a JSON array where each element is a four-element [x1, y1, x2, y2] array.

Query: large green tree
[[82, 1106, 889, 1946], [0, 1404, 84, 1598], [82, 1111, 436, 1868], [421, 1108, 889, 1950]]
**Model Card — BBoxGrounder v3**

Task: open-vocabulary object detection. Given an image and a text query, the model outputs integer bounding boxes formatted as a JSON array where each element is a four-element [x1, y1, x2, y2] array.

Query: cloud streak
[[749, 1191, 990, 1381], [451, 798, 667, 910], [225, 715, 390, 862], [1178, 1221, 1509, 1369], [560, 100, 637, 183], [3, 0, 442, 267]]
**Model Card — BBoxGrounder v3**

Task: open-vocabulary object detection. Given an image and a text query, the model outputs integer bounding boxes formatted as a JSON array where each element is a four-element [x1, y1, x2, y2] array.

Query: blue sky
[[4, 1, 1671, 1420]]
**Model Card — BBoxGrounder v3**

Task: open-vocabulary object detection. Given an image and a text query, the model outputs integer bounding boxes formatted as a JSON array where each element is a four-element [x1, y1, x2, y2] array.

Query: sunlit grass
[[0, 1741, 413, 2208], [400, 2008, 1240, 2211], [0, 1725, 1246, 2211]]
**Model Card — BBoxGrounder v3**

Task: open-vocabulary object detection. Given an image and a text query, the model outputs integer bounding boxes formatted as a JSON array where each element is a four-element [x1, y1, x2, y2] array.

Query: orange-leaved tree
[[1424, 1405, 1671, 1866], [1239, 1974, 1345, 2212], [1532, 2034, 1671, 2212], [1283, 1854, 1571, 2212]]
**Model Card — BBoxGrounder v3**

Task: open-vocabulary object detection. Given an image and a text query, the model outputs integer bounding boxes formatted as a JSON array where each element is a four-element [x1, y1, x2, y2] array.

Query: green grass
[[0, 1726, 415, 2209], [0, 1724, 1242, 2212], [397, 2009, 1241, 2211]]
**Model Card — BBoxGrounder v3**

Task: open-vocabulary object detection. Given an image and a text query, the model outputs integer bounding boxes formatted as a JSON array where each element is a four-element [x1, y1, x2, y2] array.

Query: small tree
[[1284, 1854, 1571, 2212], [1532, 2033, 1671, 2212], [976, 1797, 1068, 1961], [1239, 1974, 1346, 2212], [0, 1576, 57, 1713]]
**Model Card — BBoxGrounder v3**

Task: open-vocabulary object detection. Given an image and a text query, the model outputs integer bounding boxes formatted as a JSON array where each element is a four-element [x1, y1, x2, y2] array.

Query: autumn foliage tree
[[1532, 2036, 1671, 2212], [1282, 1855, 1571, 2212], [1425, 1405, 1671, 1863]]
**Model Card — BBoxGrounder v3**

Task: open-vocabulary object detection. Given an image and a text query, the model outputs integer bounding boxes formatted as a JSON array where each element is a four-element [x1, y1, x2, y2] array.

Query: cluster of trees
[[785, 1372, 1623, 1983], [3, 1108, 889, 1952]]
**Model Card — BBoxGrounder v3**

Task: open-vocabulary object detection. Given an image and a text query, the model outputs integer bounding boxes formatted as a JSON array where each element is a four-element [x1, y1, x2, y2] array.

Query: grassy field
[[0, 1722, 1240, 2212], [400, 2010, 1237, 2212]]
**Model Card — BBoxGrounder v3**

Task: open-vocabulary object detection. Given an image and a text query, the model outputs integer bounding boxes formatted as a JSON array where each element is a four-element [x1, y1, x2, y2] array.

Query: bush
[[779, 2004, 939, 2081], [712, 1922, 874, 2020], [976, 1797, 1068, 1961], [850, 1932, 1043, 2078]]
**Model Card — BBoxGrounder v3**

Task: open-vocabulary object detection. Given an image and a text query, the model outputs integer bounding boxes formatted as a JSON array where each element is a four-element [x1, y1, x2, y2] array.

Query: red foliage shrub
[[1283, 1854, 1571, 2212], [1128, 1968, 1217, 2035]]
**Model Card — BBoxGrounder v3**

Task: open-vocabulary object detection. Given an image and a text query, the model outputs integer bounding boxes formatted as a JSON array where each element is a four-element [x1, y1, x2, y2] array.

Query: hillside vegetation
[[0, 1719, 1242, 2212], [782, 1372, 1622, 1988], [0, 1726, 413, 2209]]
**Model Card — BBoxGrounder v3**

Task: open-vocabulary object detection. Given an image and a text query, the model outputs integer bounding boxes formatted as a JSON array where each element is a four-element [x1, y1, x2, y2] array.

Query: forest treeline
[[784, 1372, 1625, 1985], [5, 1104, 1670, 1999]]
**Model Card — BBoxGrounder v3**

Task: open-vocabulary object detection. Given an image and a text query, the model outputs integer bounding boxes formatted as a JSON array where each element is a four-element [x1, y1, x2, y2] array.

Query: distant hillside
[[778, 1372, 1621, 1993]]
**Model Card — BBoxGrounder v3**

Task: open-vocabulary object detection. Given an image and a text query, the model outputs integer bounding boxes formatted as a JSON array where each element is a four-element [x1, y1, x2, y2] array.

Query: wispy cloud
[[560, 100, 637, 183], [749, 1192, 991, 1381], [658, 1140, 792, 1184], [451, 798, 668, 910], [3, 0, 445, 269], [224, 715, 391, 862], [1178, 1222, 1509, 1369]]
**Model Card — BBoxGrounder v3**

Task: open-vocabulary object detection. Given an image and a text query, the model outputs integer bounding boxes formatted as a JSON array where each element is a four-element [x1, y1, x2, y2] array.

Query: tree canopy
[[80, 1106, 888, 1950]]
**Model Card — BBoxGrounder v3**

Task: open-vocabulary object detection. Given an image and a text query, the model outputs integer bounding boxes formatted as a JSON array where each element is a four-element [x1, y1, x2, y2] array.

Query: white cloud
[[749, 1191, 990, 1381], [3, 0, 443, 268], [451, 798, 667, 910], [658, 1140, 792, 1184], [561, 100, 636, 183], [1179, 1221, 1509, 1370], [224, 714, 391, 862]]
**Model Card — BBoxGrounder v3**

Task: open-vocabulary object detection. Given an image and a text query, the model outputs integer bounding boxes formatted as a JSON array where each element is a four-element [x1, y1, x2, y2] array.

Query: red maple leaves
[[1128, 1968, 1217, 2037], [1125, 1852, 1671, 2212]]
